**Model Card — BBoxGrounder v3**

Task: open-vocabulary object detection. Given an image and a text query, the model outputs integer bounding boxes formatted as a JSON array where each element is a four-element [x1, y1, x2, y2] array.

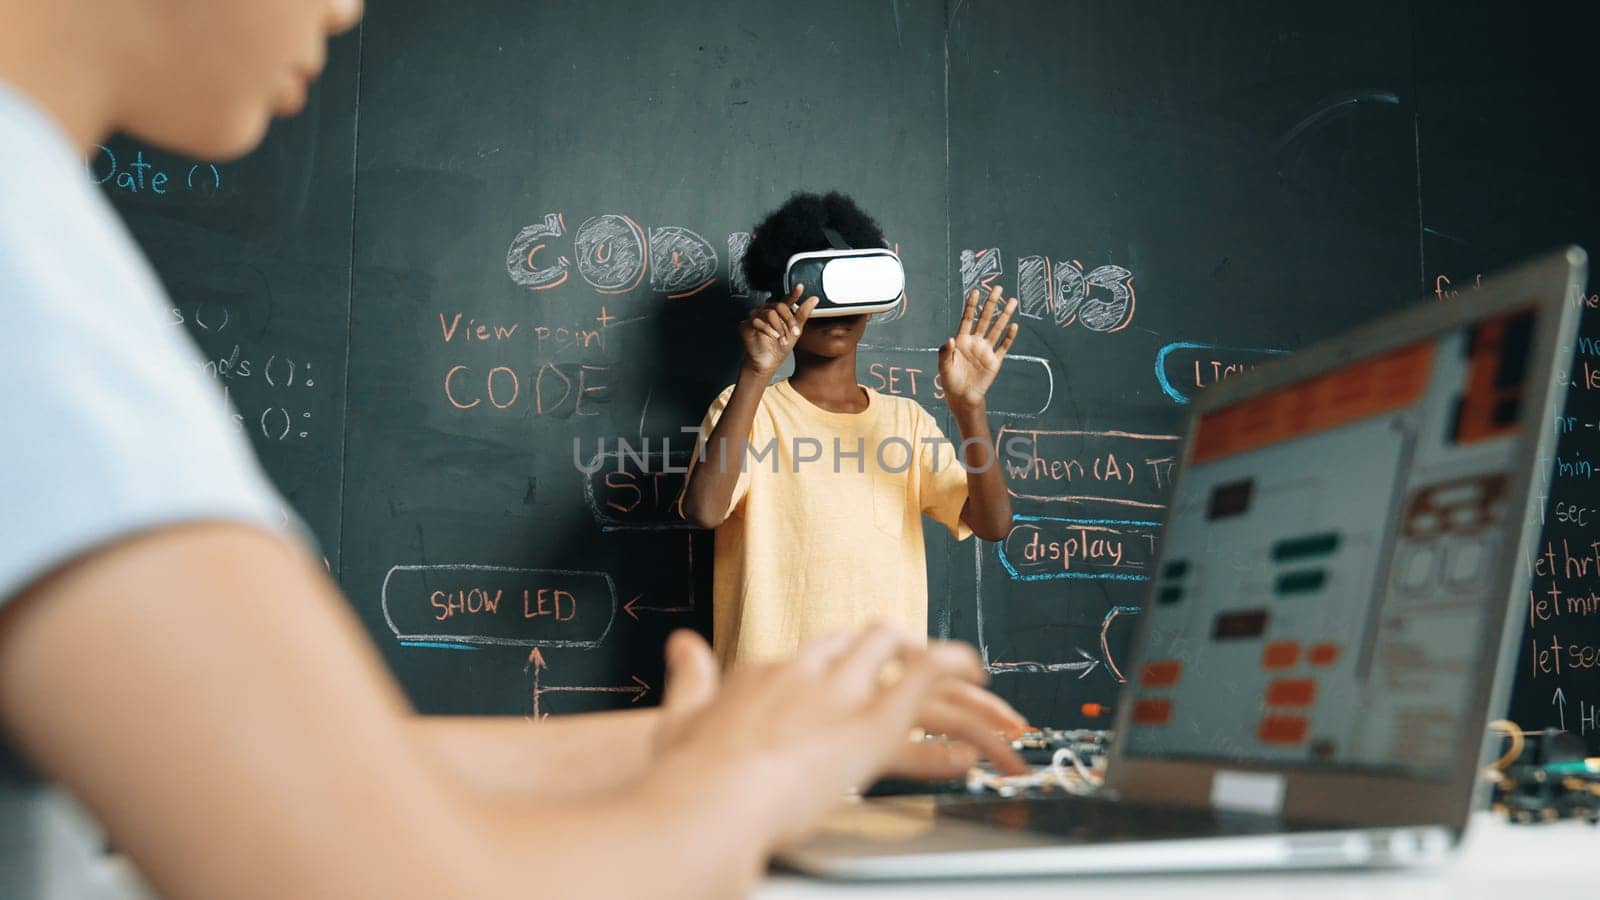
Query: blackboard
[[104, 1, 1599, 753], [1412, 1, 1600, 749]]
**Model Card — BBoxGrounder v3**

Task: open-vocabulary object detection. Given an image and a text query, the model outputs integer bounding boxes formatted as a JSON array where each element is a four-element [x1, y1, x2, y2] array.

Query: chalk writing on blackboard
[[622, 592, 693, 620], [252, 405, 314, 442], [858, 343, 1054, 418], [506, 211, 724, 299], [997, 515, 1160, 581], [999, 427, 1181, 512], [168, 301, 232, 332], [196, 344, 319, 390], [504, 212, 571, 290], [620, 534, 697, 620], [575, 214, 649, 294], [648, 225, 719, 298], [580, 449, 695, 531], [960, 247, 1002, 295], [971, 522, 1126, 680], [90, 144, 222, 197], [188, 341, 322, 443], [974, 424, 1188, 681], [1100, 605, 1142, 683], [960, 247, 1137, 333], [526, 648, 649, 719], [1154, 341, 1288, 404], [1526, 539, 1600, 683], [437, 308, 617, 359], [381, 564, 618, 649], [1435, 271, 1598, 311], [443, 362, 612, 416], [504, 212, 922, 306], [728, 232, 752, 298]]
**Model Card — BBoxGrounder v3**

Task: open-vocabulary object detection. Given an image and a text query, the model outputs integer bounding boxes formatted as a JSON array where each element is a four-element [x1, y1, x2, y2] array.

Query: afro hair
[[742, 191, 887, 296]]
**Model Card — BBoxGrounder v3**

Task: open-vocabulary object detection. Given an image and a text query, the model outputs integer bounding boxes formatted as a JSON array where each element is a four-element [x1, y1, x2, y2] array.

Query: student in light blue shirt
[[0, 2, 1026, 898]]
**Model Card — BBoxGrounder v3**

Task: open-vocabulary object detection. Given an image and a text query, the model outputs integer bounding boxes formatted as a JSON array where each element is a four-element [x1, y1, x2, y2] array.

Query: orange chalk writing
[[522, 589, 576, 622], [430, 588, 503, 621]]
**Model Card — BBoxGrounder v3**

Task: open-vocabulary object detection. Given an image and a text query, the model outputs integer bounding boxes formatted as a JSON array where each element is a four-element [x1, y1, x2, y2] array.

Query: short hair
[[742, 191, 887, 296]]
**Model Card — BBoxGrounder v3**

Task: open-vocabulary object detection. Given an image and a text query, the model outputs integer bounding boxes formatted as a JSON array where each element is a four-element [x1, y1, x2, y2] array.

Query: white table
[[756, 813, 1590, 899]]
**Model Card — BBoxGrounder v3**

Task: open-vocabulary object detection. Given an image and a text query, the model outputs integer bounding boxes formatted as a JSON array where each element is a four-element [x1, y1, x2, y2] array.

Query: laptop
[[778, 247, 1589, 878]]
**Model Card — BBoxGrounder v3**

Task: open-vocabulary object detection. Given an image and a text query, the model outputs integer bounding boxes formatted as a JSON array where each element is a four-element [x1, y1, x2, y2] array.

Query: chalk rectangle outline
[[381, 563, 617, 649]]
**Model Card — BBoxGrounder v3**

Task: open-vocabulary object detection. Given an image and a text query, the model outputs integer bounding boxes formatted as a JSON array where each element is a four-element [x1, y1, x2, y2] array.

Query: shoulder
[[706, 379, 783, 415], [0, 107, 290, 603], [0, 103, 171, 356], [0, 126, 207, 434]]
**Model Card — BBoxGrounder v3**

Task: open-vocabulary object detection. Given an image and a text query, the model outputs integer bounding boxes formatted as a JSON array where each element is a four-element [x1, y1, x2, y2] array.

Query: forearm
[[489, 754, 774, 900], [0, 526, 768, 900], [412, 709, 660, 801], [682, 367, 769, 527], [950, 401, 1013, 540], [433, 730, 770, 900]]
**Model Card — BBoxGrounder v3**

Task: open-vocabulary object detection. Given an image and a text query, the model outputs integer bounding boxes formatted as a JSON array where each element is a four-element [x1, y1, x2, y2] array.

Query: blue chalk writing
[[1557, 452, 1594, 480], [92, 145, 223, 196]]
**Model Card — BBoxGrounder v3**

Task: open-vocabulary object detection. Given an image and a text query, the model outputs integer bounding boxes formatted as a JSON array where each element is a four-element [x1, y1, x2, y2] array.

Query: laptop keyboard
[[936, 795, 1319, 843]]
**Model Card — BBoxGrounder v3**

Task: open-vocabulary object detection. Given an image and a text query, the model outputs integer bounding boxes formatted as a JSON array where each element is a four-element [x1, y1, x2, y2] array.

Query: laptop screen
[[1122, 307, 1538, 778]]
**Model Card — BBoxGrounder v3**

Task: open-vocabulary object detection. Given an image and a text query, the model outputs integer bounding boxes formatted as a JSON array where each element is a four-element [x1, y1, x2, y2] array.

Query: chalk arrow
[[1554, 686, 1568, 732], [988, 647, 1100, 678], [623, 593, 692, 620], [1100, 605, 1142, 683], [1074, 649, 1102, 680], [532, 674, 651, 718]]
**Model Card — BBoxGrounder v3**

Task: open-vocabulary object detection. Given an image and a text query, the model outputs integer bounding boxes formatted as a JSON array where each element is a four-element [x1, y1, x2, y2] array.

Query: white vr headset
[[781, 228, 906, 318]]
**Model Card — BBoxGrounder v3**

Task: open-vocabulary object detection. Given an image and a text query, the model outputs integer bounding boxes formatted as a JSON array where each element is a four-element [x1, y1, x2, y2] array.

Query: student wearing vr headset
[[681, 191, 1022, 668]]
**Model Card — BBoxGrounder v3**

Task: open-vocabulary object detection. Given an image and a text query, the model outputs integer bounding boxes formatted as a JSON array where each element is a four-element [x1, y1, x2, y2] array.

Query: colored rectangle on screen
[[1191, 342, 1436, 464], [1207, 479, 1254, 520], [1274, 570, 1327, 595], [1213, 610, 1269, 640], [1266, 679, 1317, 707], [1272, 532, 1341, 562], [1140, 660, 1183, 687], [1309, 643, 1342, 666], [1261, 641, 1301, 669], [1132, 698, 1174, 725], [1258, 715, 1310, 745]]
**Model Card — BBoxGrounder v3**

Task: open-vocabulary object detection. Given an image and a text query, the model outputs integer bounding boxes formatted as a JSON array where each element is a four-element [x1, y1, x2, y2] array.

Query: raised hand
[[940, 286, 1019, 412], [740, 284, 819, 378]]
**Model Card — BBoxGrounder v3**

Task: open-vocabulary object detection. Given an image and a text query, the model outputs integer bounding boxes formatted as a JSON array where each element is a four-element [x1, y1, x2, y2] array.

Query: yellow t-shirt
[[686, 379, 973, 668]]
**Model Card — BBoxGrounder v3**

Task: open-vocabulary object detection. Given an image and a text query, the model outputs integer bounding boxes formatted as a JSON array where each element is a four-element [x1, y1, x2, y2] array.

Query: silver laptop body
[[779, 247, 1588, 879]]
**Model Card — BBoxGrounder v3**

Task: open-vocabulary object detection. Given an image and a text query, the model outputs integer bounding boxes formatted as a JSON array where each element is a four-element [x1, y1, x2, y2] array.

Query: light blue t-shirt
[[0, 83, 295, 898]]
